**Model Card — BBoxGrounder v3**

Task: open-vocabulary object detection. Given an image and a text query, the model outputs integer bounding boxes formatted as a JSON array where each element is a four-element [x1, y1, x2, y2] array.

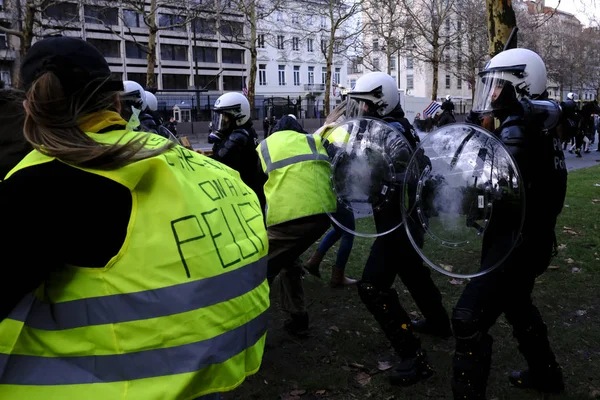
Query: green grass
[[224, 166, 600, 400]]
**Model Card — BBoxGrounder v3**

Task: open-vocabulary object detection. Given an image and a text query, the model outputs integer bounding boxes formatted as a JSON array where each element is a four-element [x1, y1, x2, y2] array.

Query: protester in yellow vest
[[0, 37, 269, 400], [257, 115, 336, 336]]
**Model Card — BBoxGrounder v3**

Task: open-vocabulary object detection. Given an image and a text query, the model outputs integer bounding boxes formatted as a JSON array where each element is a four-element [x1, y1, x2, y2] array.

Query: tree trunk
[[431, 34, 439, 101], [324, 31, 335, 117], [248, 2, 257, 115], [22, 1, 35, 55], [486, 0, 516, 57], [146, 0, 158, 89], [387, 49, 392, 75]]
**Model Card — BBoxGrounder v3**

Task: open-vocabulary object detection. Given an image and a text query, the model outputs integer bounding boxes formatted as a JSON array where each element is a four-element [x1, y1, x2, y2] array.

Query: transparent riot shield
[[402, 124, 525, 278], [319, 118, 413, 237]]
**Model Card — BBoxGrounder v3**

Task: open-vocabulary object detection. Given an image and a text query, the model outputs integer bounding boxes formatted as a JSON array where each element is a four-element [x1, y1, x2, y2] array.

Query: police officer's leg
[[505, 234, 563, 393], [396, 230, 451, 338], [451, 271, 504, 400], [358, 234, 433, 386], [575, 130, 584, 156]]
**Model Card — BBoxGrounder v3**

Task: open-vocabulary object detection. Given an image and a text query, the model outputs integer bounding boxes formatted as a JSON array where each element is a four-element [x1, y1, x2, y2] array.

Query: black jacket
[[211, 123, 266, 210], [437, 110, 456, 127]]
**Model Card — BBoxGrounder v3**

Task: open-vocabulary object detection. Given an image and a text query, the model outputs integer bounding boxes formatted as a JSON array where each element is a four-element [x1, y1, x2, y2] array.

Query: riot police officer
[[453, 48, 567, 399], [345, 72, 451, 386], [438, 95, 456, 127], [210, 92, 265, 210]]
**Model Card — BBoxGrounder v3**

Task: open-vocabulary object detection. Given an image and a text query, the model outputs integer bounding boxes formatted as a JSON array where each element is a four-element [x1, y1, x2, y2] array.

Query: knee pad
[[357, 281, 397, 305], [452, 308, 479, 340]]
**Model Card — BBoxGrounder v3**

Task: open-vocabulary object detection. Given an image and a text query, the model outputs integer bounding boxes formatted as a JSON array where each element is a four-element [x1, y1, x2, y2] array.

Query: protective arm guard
[[498, 119, 529, 182], [213, 129, 249, 168]]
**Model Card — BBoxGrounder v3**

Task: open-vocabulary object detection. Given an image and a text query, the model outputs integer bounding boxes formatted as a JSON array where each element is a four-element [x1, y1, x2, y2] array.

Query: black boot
[[508, 367, 564, 393], [358, 282, 434, 386], [411, 318, 453, 339], [283, 312, 309, 337]]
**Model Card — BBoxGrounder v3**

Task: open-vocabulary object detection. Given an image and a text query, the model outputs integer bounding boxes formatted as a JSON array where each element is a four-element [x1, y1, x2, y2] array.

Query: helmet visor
[[472, 71, 518, 113], [212, 112, 230, 134], [346, 95, 380, 119]]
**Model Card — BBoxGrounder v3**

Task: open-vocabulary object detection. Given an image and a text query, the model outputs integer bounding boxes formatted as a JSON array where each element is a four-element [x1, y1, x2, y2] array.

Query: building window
[[259, 64, 267, 85], [277, 35, 284, 50], [194, 46, 217, 63], [321, 39, 327, 53], [292, 37, 299, 51], [350, 79, 356, 89], [294, 66, 300, 86], [0, 68, 11, 87], [163, 74, 189, 89], [194, 18, 216, 35], [194, 75, 218, 90], [373, 39, 379, 51], [373, 58, 380, 71], [445, 54, 450, 67], [390, 56, 396, 71], [127, 73, 151, 87], [257, 34, 265, 48], [321, 16, 327, 27], [334, 68, 340, 85], [84, 6, 118, 25], [445, 18, 451, 32], [159, 14, 186, 32], [219, 21, 243, 37], [334, 40, 340, 53], [110, 72, 123, 82], [125, 42, 148, 59], [87, 39, 120, 58], [457, 54, 462, 70], [307, 16, 313, 25], [123, 10, 143, 28], [321, 67, 326, 84], [406, 56, 413, 69], [223, 76, 243, 91], [222, 48, 244, 64], [44, 2, 78, 21], [292, 13, 298, 24], [0, 33, 7, 50], [457, 78, 462, 89], [308, 66, 314, 84], [457, 20, 462, 31], [161, 44, 188, 61], [0, 0, 4, 12], [278, 65, 286, 85], [407, 74, 414, 89], [445, 74, 451, 89], [307, 38, 314, 52]]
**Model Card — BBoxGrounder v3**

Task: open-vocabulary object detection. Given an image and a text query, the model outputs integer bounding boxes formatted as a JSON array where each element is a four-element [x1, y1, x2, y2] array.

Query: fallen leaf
[[576, 310, 587, 317], [377, 361, 393, 371], [535, 280, 544, 284], [563, 229, 579, 235], [566, 258, 575, 264], [328, 325, 340, 333], [350, 363, 365, 369], [558, 244, 567, 250], [590, 388, 600, 398], [594, 183, 600, 187], [264, 380, 268, 385], [290, 389, 306, 396], [449, 279, 464, 285], [572, 267, 581, 273], [440, 263, 454, 272], [564, 204, 570, 207], [316, 390, 326, 395], [563, 226, 573, 230], [354, 372, 371, 386], [408, 311, 420, 317], [548, 265, 560, 270], [592, 199, 600, 203]]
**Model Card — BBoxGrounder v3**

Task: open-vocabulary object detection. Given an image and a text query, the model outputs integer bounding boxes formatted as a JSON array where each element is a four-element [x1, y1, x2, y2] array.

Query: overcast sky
[[544, 0, 599, 25]]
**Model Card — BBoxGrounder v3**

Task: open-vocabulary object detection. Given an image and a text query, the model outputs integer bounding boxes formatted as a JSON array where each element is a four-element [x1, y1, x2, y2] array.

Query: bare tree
[[217, 0, 283, 113], [305, 0, 364, 116], [450, 0, 488, 99], [403, 0, 457, 100], [486, 0, 517, 56], [362, 0, 411, 76]]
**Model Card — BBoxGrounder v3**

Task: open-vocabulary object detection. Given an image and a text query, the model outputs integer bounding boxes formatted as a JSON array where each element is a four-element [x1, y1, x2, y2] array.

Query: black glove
[[465, 111, 483, 126], [208, 132, 223, 144]]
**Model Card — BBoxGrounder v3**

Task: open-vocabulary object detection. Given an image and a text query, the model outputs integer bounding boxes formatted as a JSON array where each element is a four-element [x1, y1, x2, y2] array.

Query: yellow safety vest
[[257, 130, 336, 227], [0, 130, 270, 400]]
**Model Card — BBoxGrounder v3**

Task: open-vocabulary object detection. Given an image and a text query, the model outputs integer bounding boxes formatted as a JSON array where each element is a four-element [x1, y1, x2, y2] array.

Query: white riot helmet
[[346, 72, 399, 119], [287, 114, 297, 120], [446, 95, 452, 101], [567, 92, 576, 101], [145, 91, 158, 111], [472, 48, 547, 113], [212, 92, 251, 134], [121, 81, 147, 111]]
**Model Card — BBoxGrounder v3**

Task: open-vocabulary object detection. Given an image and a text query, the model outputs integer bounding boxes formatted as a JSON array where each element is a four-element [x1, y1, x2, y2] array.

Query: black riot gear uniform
[[211, 122, 266, 211], [357, 104, 451, 387], [451, 103, 567, 400], [560, 99, 580, 152]]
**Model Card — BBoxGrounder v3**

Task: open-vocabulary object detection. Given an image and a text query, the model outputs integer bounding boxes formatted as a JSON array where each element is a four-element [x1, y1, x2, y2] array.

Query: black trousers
[[362, 229, 447, 324], [452, 227, 559, 398]]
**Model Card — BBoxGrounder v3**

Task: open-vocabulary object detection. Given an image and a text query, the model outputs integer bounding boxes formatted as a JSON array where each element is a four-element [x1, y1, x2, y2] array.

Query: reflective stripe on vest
[[260, 134, 330, 174], [0, 130, 270, 399]]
